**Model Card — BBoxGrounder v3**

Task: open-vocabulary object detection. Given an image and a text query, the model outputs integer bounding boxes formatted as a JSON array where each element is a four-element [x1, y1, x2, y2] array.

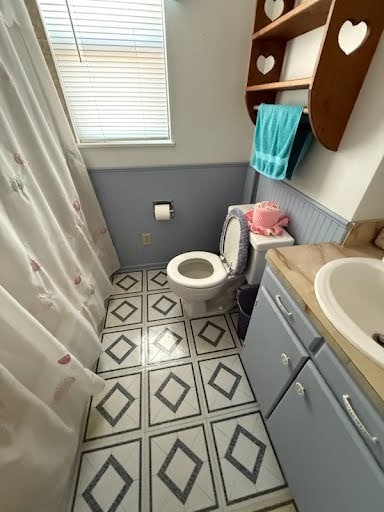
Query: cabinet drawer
[[267, 361, 384, 512], [243, 287, 308, 417], [262, 267, 323, 352], [315, 343, 384, 470]]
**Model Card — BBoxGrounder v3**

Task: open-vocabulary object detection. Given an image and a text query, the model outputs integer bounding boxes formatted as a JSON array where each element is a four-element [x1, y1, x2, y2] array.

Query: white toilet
[[167, 204, 294, 318]]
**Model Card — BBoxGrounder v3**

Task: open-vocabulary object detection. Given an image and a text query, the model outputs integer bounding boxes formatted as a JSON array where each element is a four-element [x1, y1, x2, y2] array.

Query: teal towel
[[250, 104, 313, 180]]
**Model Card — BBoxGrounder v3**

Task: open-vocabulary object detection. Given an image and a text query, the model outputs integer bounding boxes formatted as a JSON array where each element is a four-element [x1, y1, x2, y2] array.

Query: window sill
[[78, 140, 175, 149]]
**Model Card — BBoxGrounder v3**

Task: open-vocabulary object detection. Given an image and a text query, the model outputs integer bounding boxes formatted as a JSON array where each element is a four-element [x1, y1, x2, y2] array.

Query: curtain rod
[[253, 105, 309, 114]]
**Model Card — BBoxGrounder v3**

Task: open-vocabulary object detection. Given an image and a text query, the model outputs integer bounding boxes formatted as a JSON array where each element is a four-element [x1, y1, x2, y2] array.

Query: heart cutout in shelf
[[257, 55, 275, 75], [338, 20, 369, 56], [264, 0, 285, 22]]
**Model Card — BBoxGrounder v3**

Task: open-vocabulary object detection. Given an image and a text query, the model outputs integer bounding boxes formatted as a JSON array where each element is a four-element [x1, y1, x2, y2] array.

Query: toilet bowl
[[167, 250, 245, 318], [167, 204, 294, 318], [167, 252, 227, 301]]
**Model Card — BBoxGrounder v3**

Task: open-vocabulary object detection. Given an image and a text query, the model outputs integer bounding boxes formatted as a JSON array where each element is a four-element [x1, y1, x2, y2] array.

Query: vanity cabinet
[[243, 287, 308, 417], [267, 361, 384, 512], [243, 267, 322, 417], [243, 266, 384, 512]]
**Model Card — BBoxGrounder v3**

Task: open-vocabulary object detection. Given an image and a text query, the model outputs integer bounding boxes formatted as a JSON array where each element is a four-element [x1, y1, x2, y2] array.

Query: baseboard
[[117, 261, 169, 272]]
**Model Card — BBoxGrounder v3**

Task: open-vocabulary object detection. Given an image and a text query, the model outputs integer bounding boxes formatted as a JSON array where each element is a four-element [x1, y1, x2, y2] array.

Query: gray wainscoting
[[89, 163, 248, 268], [242, 166, 258, 203], [253, 175, 350, 245]]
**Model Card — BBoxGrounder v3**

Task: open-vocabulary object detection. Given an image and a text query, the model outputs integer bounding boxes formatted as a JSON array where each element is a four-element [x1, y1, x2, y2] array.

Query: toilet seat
[[167, 251, 227, 289], [220, 208, 249, 275]]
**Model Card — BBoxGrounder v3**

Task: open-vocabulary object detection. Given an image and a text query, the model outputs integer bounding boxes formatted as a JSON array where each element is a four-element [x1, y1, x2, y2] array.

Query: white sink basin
[[315, 257, 384, 368]]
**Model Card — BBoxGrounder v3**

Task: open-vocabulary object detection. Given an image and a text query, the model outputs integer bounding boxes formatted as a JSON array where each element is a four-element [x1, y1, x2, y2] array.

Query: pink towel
[[245, 201, 289, 236]]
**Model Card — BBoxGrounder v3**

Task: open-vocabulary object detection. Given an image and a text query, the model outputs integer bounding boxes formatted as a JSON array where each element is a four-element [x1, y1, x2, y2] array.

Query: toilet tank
[[227, 204, 295, 285], [245, 229, 294, 285]]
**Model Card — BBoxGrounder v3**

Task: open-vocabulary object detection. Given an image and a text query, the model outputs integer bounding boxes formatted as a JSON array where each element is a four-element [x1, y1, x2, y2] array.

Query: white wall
[[81, 0, 384, 222], [353, 157, 384, 220], [279, 19, 384, 221], [80, 0, 256, 169]]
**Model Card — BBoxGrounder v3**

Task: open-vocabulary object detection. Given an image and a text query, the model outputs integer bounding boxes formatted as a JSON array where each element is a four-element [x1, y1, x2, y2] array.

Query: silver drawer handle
[[275, 294, 293, 318], [281, 353, 290, 366], [342, 394, 378, 444], [295, 382, 305, 396]]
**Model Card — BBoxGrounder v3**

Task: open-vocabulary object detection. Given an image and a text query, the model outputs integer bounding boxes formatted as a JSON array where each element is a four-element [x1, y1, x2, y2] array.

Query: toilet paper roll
[[154, 203, 172, 221]]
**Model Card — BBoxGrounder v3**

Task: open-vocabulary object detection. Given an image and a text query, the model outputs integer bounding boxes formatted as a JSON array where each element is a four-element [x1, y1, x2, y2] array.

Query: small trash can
[[236, 287, 259, 340]]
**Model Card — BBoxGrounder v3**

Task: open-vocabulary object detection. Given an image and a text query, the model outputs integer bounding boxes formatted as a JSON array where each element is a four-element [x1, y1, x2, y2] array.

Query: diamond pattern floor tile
[[210, 412, 289, 508], [147, 291, 183, 322], [84, 373, 142, 441], [149, 424, 218, 512], [72, 439, 141, 512], [146, 321, 190, 365], [148, 363, 201, 427], [198, 354, 256, 413], [71, 267, 293, 512], [147, 268, 170, 291], [112, 271, 143, 295], [97, 328, 143, 373], [105, 296, 143, 328], [191, 315, 236, 355]]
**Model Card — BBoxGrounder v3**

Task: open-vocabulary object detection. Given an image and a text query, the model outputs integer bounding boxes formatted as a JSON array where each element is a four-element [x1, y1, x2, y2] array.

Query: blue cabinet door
[[243, 287, 308, 417], [267, 361, 384, 512], [315, 343, 384, 470]]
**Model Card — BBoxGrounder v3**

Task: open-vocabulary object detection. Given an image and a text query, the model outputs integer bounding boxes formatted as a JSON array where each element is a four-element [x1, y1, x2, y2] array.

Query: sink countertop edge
[[266, 242, 384, 411]]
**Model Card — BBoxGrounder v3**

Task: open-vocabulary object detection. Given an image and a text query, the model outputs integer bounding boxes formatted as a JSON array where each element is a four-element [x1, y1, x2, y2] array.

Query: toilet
[[167, 204, 294, 318]]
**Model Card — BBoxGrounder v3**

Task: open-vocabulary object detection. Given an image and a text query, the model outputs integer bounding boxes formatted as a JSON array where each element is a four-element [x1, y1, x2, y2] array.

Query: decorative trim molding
[[88, 162, 249, 173]]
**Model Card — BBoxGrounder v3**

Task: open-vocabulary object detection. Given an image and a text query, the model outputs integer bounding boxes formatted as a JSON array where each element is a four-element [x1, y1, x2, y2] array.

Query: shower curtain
[[0, 1, 120, 511]]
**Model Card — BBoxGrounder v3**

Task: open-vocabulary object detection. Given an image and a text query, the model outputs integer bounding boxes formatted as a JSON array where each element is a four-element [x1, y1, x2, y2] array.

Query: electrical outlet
[[142, 233, 152, 246]]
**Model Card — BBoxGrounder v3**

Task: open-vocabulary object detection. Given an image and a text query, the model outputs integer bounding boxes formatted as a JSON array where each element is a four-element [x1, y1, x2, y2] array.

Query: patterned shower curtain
[[0, 2, 120, 511]]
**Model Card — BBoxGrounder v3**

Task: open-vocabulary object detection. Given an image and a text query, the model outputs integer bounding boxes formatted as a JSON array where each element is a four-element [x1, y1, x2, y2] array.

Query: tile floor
[[70, 268, 295, 512]]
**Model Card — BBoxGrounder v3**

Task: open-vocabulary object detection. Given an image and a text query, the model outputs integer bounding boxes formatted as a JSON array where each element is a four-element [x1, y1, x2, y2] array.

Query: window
[[37, 0, 171, 144]]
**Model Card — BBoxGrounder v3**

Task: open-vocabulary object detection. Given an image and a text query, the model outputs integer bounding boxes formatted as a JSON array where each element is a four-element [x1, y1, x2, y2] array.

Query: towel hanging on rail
[[250, 104, 313, 180]]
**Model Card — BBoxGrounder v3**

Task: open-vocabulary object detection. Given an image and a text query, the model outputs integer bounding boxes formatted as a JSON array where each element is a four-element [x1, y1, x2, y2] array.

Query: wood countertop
[[266, 242, 384, 410]]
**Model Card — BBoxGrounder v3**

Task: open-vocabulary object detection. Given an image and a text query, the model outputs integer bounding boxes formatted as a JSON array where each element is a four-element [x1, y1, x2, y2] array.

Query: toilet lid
[[219, 208, 249, 274]]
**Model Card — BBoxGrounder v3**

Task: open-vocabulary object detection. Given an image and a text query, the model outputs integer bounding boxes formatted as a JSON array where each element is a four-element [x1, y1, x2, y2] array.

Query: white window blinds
[[37, 0, 171, 143]]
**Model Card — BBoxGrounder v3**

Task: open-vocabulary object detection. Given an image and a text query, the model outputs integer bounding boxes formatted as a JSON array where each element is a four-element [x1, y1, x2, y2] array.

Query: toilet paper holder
[[153, 201, 174, 220]]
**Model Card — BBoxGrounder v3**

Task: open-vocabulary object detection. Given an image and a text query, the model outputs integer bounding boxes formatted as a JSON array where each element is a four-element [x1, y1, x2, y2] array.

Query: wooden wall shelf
[[246, 0, 384, 151], [253, 0, 332, 41], [246, 78, 311, 93]]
